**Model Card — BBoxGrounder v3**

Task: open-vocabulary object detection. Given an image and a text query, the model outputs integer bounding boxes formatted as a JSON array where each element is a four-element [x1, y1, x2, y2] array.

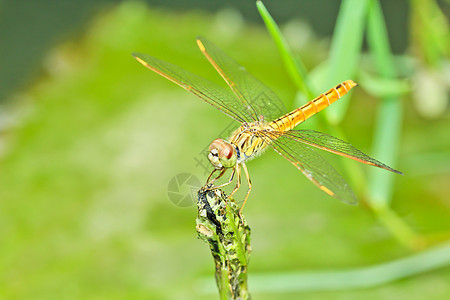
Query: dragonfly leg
[[206, 168, 218, 184], [206, 168, 226, 185], [239, 163, 252, 215], [228, 165, 241, 199], [211, 167, 236, 190]]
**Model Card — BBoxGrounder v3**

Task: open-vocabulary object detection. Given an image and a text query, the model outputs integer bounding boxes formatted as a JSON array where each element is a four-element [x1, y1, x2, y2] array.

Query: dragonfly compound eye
[[208, 139, 237, 169]]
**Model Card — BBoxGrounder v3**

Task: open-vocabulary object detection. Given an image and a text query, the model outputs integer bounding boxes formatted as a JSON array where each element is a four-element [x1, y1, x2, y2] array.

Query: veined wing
[[259, 130, 358, 204], [133, 52, 251, 123], [282, 130, 403, 174], [197, 37, 287, 123]]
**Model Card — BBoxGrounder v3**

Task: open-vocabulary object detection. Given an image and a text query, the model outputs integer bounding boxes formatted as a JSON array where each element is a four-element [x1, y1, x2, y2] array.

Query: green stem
[[372, 204, 424, 249], [366, 0, 419, 248], [249, 241, 450, 292], [196, 188, 251, 299]]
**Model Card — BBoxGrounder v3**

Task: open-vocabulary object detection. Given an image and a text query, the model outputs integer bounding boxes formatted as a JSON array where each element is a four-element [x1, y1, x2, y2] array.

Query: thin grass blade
[[256, 0, 315, 106]]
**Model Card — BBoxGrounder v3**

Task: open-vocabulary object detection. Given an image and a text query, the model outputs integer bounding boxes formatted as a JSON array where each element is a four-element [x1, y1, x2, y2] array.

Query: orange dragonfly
[[133, 37, 402, 211]]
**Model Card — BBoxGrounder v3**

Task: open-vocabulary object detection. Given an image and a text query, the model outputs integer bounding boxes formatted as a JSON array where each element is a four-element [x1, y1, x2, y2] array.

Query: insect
[[133, 37, 402, 211]]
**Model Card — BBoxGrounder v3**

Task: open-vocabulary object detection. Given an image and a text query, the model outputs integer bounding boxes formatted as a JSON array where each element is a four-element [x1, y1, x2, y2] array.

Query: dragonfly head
[[208, 139, 237, 169]]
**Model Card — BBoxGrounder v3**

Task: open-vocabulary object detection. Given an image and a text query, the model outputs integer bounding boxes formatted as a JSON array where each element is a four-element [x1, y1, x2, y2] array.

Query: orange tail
[[269, 80, 357, 132]]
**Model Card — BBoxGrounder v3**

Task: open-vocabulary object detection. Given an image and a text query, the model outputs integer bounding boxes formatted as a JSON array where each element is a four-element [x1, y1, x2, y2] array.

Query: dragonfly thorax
[[208, 138, 238, 169], [228, 122, 271, 163]]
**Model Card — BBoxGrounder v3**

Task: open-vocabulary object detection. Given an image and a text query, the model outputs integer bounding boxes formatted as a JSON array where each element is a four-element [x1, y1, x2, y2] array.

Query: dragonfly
[[133, 37, 402, 211]]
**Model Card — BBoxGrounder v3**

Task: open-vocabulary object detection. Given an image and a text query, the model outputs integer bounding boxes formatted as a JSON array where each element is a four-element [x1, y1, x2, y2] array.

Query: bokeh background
[[0, 0, 449, 299]]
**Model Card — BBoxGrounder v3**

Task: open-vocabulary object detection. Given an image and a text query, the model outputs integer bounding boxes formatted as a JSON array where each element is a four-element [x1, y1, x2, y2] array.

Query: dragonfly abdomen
[[269, 80, 357, 132]]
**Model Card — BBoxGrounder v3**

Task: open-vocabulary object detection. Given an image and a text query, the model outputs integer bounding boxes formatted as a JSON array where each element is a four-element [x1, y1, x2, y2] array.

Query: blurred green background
[[0, 0, 449, 299]]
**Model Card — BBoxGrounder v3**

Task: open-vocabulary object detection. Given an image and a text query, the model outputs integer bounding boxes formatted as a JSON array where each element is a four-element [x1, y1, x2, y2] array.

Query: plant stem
[[365, 0, 423, 249], [196, 188, 251, 299]]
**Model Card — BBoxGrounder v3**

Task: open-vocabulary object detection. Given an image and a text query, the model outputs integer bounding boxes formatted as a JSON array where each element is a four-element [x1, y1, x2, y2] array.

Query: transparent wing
[[258, 130, 358, 205], [133, 52, 251, 123], [283, 130, 403, 174], [197, 37, 287, 122]]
